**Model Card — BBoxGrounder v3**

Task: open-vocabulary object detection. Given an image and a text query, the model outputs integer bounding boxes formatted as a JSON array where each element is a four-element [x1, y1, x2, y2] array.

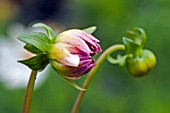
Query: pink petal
[[56, 32, 92, 55]]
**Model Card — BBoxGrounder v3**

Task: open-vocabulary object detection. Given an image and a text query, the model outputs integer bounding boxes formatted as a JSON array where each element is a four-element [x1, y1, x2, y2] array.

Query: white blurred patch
[[0, 23, 49, 89]]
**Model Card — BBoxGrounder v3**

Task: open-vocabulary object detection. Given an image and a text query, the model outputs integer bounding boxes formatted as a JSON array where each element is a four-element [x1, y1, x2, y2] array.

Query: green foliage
[[18, 54, 49, 71], [17, 32, 50, 71], [18, 32, 50, 52], [24, 44, 42, 54], [17, 30, 52, 71], [33, 23, 55, 39]]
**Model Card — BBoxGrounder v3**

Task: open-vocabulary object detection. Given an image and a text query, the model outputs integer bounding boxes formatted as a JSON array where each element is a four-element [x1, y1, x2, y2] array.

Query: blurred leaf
[[18, 54, 49, 71], [83, 26, 97, 34], [24, 44, 42, 54], [33, 23, 55, 39], [18, 32, 50, 52]]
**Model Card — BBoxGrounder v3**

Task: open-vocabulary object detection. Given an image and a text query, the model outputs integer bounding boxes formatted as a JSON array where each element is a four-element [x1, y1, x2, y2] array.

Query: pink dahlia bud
[[47, 29, 102, 79]]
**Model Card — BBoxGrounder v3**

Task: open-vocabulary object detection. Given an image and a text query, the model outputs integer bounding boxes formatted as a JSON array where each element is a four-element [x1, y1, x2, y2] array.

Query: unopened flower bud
[[126, 49, 156, 77], [47, 29, 102, 79]]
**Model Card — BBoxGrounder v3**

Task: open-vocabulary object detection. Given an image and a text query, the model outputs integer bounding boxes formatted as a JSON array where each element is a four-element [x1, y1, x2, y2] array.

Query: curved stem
[[22, 70, 38, 113], [71, 44, 125, 113]]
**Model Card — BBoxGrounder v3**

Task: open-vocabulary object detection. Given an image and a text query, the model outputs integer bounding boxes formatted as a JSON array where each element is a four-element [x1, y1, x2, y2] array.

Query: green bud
[[126, 49, 156, 77]]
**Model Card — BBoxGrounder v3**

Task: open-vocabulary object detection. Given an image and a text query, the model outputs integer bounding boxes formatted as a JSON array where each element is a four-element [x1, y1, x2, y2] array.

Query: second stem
[[71, 44, 125, 113]]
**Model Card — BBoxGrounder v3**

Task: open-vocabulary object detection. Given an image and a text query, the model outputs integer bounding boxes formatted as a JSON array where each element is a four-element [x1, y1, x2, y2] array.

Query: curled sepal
[[123, 28, 147, 56], [107, 55, 127, 66], [83, 26, 97, 34], [127, 30, 139, 41], [127, 27, 146, 46], [18, 54, 49, 71], [33, 23, 55, 39], [123, 37, 142, 56], [60, 75, 86, 91], [133, 27, 146, 46]]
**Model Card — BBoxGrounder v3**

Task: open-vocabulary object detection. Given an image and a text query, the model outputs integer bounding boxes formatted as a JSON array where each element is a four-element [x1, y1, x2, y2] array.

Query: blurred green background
[[0, 0, 169, 113]]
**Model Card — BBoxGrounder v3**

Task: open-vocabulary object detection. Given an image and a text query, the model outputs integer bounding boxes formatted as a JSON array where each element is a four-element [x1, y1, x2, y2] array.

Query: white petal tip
[[64, 54, 80, 67]]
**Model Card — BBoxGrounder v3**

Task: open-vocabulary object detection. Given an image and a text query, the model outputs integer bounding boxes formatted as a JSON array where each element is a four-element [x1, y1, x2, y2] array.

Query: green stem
[[71, 44, 125, 113], [22, 70, 38, 113]]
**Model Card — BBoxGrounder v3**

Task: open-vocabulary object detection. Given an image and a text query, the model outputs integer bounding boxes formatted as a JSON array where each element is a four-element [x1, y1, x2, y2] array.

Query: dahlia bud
[[47, 29, 102, 79], [126, 49, 156, 77], [123, 27, 157, 77]]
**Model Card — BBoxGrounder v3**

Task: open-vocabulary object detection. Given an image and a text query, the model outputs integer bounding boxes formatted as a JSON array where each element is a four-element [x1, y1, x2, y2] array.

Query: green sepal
[[83, 26, 97, 34], [127, 30, 141, 44], [24, 44, 42, 54], [123, 37, 141, 55], [127, 27, 146, 47], [18, 32, 50, 52], [18, 54, 49, 71], [33, 23, 55, 39], [107, 55, 127, 66], [60, 75, 86, 91], [133, 27, 146, 47]]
